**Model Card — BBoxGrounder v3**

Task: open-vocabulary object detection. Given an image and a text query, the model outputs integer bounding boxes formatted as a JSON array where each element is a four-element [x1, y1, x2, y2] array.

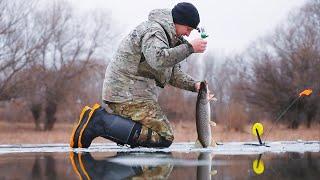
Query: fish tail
[[195, 139, 204, 148]]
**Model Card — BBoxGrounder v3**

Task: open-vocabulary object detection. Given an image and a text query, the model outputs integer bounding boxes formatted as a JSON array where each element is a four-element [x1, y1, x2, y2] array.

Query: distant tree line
[[240, 0, 320, 129], [0, 0, 110, 130], [161, 0, 320, 130]]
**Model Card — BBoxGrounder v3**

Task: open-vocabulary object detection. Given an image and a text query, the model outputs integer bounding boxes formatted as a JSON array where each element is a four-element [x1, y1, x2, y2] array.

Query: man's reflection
[[69, 152, 173, 180]]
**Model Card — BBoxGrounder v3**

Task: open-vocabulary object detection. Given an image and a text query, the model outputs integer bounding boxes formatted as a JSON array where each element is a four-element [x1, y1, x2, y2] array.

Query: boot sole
[[70, 106, 92, 148]]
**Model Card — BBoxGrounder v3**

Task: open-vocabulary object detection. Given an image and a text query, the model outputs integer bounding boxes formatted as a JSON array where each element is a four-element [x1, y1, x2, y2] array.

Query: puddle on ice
[[0, 142, 319, 179]]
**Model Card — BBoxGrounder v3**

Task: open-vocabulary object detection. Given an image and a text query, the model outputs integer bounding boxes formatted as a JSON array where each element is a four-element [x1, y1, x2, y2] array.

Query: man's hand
[[195, 82, 201, 92], [190, 38, 207, 53], [195, 82, 217, 101]]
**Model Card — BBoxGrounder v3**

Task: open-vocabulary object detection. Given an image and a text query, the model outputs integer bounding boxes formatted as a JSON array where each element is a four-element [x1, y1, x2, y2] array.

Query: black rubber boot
[[70, 104, 141, 148], [70, 105, 93, 148], [70, 103, 173, 148]]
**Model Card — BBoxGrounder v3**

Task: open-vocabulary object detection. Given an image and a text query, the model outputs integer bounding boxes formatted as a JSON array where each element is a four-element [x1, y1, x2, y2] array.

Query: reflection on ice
[[69, 151, 219, 180], [70, 152, 174, 179], [107, 152, 215, 166], [197, 152, 217, 180], [0, 151, 319, 179]]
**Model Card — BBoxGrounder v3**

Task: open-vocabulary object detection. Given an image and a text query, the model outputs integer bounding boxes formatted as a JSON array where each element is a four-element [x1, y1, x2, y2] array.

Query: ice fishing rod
[[247, 89, 313, 147], [197, 27, 209, 39], [186, 27, 208, 63], [263, 89, 313, 144]]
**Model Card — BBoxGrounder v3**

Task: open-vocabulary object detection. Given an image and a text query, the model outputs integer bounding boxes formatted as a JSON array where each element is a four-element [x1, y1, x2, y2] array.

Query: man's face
[[175, 24, 194, 37]]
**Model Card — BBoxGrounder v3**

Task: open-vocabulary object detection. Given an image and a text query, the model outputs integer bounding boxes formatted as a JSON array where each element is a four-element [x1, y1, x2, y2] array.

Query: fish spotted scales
[[196, 81, 216, 148]]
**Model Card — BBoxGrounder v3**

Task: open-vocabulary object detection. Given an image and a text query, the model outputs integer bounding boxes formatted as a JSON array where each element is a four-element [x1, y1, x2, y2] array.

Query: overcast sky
[[67, 0, 306, 55]]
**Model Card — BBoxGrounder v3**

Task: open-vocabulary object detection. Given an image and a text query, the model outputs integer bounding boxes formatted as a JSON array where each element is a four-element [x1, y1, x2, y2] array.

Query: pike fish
[[196, 81, 217, 148]]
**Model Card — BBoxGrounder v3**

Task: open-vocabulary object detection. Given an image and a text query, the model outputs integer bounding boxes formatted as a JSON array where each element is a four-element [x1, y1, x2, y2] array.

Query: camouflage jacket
[[102, 9, 198, 103]]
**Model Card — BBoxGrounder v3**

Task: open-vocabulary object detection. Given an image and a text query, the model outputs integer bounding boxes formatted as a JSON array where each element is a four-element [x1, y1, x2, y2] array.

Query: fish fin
[[195, 139, 203, 148], [209, 121, 217, 127], [211, 97, 218, 102], [211, 139, 217, 147], [210, 170, 218, 176]]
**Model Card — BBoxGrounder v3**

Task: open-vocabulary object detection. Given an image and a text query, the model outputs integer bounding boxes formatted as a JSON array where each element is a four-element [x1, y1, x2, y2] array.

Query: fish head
[[198, 81, 208, 98]]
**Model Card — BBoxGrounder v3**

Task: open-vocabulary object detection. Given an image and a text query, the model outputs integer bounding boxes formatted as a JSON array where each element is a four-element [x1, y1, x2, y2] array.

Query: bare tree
[[24, 1, 111, 130], [243, 0, 320, 128], [0, 0, 112, 130], [0, 0, 49, 100]]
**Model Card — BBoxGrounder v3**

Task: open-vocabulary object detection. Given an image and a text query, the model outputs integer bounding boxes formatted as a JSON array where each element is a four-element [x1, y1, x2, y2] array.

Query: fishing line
[[263, 96, 301, 143], [263, 89, 312, 143]]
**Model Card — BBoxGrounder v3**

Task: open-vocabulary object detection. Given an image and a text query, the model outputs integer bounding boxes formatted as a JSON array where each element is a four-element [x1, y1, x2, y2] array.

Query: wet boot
[[70, 105, 92, 148], [70, 104, 141, 148], [69, 152, 143, 179], [70, 104, 172, 148]]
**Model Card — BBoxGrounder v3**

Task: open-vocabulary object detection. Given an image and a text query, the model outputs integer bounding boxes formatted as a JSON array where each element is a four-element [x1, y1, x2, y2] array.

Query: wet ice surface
[[0, 141, 319, 154], [0, 142, 319, 179], [0, 150, 319, 179]]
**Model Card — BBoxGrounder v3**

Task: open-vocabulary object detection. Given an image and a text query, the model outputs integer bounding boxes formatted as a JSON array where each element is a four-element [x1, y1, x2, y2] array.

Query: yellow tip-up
[[252, 123, 264, 136]]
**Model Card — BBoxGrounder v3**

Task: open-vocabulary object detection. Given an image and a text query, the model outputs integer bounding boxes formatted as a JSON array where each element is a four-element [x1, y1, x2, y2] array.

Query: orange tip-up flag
[[299, 89, 313, 97]]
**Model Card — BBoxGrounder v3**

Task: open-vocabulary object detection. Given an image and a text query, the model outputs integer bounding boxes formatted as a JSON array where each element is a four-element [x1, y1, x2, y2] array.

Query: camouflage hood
[[148, 9, 177, 46]]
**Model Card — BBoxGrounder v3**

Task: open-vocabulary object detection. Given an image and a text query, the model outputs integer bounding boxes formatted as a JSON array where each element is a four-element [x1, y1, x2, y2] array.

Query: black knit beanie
[[172, 2, 200, 29]]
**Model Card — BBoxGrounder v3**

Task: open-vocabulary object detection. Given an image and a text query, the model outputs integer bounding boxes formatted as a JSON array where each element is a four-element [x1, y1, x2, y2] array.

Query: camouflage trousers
[[132, 164, 173, 179], [107, 100, 174, 144]]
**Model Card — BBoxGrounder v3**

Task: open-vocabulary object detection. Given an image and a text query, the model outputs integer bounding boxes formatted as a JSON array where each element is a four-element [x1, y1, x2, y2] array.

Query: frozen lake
[[0, 141, 319, 154], [0, 141, 319, 179]]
